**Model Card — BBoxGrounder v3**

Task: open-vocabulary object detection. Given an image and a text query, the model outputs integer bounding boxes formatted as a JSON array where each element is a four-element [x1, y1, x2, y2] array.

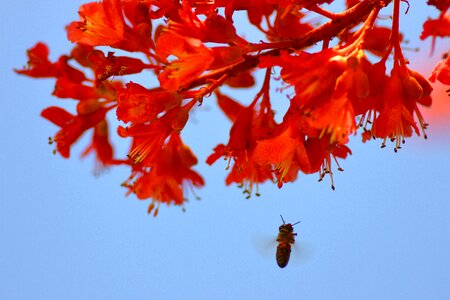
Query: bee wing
[[290, 239, 315, 264], [252, 234, 277, 258]]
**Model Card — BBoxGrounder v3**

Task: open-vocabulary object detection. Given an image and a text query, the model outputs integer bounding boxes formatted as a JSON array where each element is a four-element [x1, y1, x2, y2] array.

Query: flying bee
[[276, 215, 301, 268]]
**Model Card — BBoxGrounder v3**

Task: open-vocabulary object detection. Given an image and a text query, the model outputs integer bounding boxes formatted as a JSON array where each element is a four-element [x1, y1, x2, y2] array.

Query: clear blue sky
[[1, 1, 450, 299]]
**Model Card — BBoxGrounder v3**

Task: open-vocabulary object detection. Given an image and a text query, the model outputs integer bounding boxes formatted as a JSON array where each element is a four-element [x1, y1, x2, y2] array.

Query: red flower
[[207, 93, 275, 196], [87, 50, 152, 84], [168, 9, 245, 44], [17, 0, 449, 213], [81, 120, 117, 168], [67, 0, 125, 47], [52, 77, 98, 100], [304, 137, 351, 190], [156, 32, 214, 91], [253, 125, 303, 187], [118, 101, 195, 166], [363, 27, 400, 57], [123, 134, 204, 216], [372, 64, 432, 149], [66, 0, 152, 53], [15, 42, 86, 82], [265, 9, 314, 42], [42, 105, 109, 158], [420, 13, 450, 53], [260, 50, 346, 107], [430, 54, 450, 85], [426, 0, 450, 12], [116, 82, 181, 123]]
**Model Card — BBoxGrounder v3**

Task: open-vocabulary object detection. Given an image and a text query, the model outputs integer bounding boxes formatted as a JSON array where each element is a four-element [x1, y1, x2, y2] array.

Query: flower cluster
[[16, 0, 449, 215]]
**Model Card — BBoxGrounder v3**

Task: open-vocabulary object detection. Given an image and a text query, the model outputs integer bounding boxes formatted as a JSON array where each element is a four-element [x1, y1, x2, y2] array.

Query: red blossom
[[207, 93, 275, 196], [123, 134, 204, 215], [119, 101, 194, 166], [67, 0, 152, 53], [67, 0, 125, 47], [81, 120, 117, 167], [253, 126, 303, 187], [42, 105, 109, 158], [52, 77, 98, 100], [15, 42, 86, 82], [167, 8, 246, 44], [420, 13, 450, 53], [427, 0, 450, 11], [17, 0, 450, 214], [156, 32, 214, 91], [116, 82, 181, 123], [430, 54, 450, 85], [87, 50, 152, 84]]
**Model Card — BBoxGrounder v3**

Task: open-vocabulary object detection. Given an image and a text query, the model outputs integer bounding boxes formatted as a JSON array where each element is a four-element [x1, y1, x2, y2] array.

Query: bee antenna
[[280, 214, 286, 224], [292, 220, 301, 226]]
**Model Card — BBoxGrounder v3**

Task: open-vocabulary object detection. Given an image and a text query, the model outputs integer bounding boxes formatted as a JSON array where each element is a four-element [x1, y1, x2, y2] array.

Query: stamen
[[128, 137, 162, 165]]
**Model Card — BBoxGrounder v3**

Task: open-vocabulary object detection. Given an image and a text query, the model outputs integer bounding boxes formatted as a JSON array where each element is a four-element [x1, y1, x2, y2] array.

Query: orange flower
[[253, 125, 303, 187], [304, 137, 351, 190], [15, 42, 86, 82], [116, 82, 181, 123], [118, 101, 194, 166], [87, 50, 152, 84], [260, 50, 346, 108], [363, 26, 400, 57], [426, 0, 450, 11], [66, 0, 152, 53], [207, 93, 275, 196], [301, 67, 357, 144], [168, 8, 245, 44], [156, 32, 214, 91], [430, 54, 450, 85], [372, 63, 432, 150], [52, 77, 98, 100], [123, 134, 204, 216], [420, 12, 450, 53], [67, 0, 125, 47], [41, 105, 108, 158], [81, 120, 118, 168], [265, 9, 313, 42]]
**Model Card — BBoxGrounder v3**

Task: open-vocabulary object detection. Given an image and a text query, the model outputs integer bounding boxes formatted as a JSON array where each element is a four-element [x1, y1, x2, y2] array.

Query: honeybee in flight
[[276, 215, 301, 268]]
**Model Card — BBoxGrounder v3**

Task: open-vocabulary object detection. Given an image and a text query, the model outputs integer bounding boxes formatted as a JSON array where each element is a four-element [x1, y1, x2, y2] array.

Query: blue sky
[[1, 1, 450, 299]]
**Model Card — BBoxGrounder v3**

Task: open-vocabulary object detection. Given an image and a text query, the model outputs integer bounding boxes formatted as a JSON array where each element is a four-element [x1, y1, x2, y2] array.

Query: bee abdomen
[[276, 244, 292, 268]]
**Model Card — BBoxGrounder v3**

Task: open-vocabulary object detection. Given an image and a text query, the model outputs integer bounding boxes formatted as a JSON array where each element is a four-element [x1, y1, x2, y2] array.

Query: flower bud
[[402, 75, 424, 99], [353, 70, 370, 98], [77, 99, 101, 115]]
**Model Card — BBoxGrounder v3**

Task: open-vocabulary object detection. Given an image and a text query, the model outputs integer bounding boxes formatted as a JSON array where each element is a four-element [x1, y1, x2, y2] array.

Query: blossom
[[122, 134, 204, 216], [420, 13, 450, 53], [52, 77, 98, 100], [430, 54, 450, 85], [66, 0, 125, 47], [87, 50, 152, 84], [156, 32, 214, 91], [116, 82, 182, 123], [372, 64, 432, 149], [16, 0, 449, 214], [42, 105, 109, 158], [167, 8, 245, 44], [207, 93, 275, 196], [15, 42, 86, 82], [118, 101, 194, 166], [265, 9, 314, 42], [81, 120, 116, 167], [66, 0, 153, 53], [426, 0, 450, 12], [253, 125, 303, 187]]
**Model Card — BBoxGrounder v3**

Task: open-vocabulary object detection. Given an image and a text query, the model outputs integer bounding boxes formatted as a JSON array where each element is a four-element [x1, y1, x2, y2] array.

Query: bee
[[276, 215, 301, 268]]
